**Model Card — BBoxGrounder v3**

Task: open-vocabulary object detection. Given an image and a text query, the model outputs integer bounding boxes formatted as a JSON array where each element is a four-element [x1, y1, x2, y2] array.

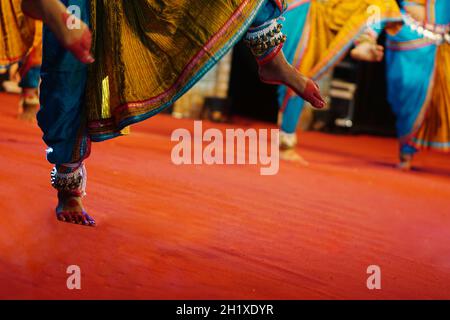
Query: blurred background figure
[[277, 0, 403, 163], [383, 0, 450, 170], [0, 0, 42, 121], [169, 0, 449, 173]]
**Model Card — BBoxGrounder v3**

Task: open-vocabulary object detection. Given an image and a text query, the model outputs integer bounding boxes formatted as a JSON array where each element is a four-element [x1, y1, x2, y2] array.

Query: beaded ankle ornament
[[244, 18, 287, 64]]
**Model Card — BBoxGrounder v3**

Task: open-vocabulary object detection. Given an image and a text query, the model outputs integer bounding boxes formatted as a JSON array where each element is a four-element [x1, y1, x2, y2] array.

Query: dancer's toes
[[280, 149, 309, 165], [82, 212, 96, 227], [56, 212, 67, 222], [258, 53, 325, 109], [56, 211, 96, 227], [71, 212, 82, 225], [397, 160, 412, 171], [397, 153, 414, 171], [303, 80, 326, 109]]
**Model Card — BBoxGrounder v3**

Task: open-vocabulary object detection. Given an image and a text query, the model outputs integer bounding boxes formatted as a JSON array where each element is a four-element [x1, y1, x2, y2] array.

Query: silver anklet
[[244, 19, 287, 57], [51, 163, 87, 196]]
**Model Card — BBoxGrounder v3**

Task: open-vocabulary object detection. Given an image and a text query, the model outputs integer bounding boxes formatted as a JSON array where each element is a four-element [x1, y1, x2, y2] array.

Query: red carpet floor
[[0, 92, 449, 299]]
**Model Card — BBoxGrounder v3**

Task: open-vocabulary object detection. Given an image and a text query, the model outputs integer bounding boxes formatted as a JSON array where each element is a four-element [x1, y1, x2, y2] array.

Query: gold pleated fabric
[[86, 0, 265, 140], [412, 44, 450, 151], [0, 0, 37, 67]]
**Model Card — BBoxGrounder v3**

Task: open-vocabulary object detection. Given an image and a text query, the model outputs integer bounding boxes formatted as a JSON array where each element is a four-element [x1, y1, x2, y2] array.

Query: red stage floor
[[0, 92, 449, 299]]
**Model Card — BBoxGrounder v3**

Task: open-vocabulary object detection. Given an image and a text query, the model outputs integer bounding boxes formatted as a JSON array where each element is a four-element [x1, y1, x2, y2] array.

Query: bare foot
[[397, 159, 413, 171], [397, 154, 413, 171], [397, 161, 412, 171], [21, 0, 94, 64], [278, 131, 309, 165], [56, 192, 96, 227], [351, 42, 384, 62], [19, 101, 39, 122], [52, 164, 95, 227], [18, 89, 39, 122], [258, 52, 325, 109], [280, 148, 309, 165], [2, 80, 22, 94]]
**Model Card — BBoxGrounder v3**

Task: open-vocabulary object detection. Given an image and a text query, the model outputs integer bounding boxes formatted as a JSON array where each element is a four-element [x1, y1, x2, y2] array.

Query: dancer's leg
[[398, 143, 418, 171], [18, 66, 40, 122], [245, 0, 325, 109], [278, 94, 309, 164], [38, 0, 94, 226], [21, 0, 93, 63], [52, 162, 94, 226]]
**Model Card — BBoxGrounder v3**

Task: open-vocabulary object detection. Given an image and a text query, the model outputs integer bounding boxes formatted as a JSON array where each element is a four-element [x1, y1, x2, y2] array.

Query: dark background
[[228, 36, 397, 137]]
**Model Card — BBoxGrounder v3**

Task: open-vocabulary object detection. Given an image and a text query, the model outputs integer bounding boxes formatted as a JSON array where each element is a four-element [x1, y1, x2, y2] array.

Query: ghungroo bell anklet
[[50, 163, 87, 197]]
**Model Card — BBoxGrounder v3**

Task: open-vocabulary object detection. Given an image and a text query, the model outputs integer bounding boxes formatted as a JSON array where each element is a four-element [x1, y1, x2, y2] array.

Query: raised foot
[[258, 52, 325, 109]]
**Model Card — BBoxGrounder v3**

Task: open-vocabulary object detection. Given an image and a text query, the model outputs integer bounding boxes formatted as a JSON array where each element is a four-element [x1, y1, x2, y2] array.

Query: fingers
[[78, 49, 95, 64], [373, 45, 384, 62], [80, 30, 95, 64], [350, 48, 359, 60], [351, 43, 385, 62], [68, 29, 95, 64], [60, 11, 95, 64], [370, 44, 383, 58]]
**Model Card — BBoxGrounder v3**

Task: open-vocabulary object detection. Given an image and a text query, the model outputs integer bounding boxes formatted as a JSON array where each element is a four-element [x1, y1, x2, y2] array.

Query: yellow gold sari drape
[[86, 0, 265, 141], [413, 44, 450, 151], [0, 0, 40, 68]]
